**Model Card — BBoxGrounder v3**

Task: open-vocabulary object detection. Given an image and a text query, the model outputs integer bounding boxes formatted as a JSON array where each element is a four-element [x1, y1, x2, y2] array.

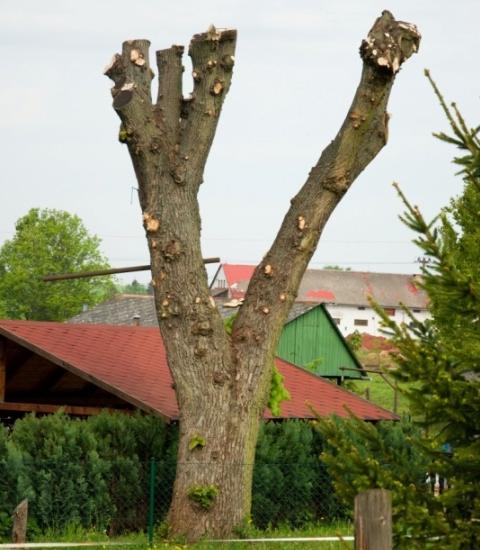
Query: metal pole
[[42, 257, 220, 282], [147, 458, 157, 547]]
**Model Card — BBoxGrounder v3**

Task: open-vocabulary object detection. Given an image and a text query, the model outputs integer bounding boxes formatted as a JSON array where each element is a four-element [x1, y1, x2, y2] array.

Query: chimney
[[132, 314, 141, 326]]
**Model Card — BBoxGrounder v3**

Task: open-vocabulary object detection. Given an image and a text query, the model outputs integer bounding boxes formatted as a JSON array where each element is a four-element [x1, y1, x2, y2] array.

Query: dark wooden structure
[[0, 333, 134, 423]]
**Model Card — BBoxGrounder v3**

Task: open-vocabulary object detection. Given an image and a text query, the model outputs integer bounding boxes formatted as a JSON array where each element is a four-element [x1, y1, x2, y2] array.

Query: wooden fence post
[[12, 499, 28, 544], [354, 489, 392, 550]]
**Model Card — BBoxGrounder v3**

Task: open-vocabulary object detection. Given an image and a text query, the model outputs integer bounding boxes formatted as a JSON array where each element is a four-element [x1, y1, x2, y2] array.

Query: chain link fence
[[1, 456, 347, 540], [146, 459, 347, 537]]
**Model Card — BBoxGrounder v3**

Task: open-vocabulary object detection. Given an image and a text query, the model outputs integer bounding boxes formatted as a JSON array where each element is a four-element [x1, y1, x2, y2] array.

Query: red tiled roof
[[218, 264, 428, 308], [222, 264, 255, 298], [0, 320, 396, 422]]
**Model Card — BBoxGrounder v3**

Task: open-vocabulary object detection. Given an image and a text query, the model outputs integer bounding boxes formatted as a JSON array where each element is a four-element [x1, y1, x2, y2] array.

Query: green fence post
[[148, 457, 157, 546]]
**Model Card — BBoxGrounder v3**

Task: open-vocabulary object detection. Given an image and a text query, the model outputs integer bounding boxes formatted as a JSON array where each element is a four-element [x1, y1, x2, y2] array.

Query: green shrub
[[252, 420, 345, 528]]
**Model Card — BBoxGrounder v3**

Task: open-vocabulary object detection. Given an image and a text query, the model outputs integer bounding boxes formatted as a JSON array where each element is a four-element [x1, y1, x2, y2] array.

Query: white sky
[[1, 1, 478, 284]]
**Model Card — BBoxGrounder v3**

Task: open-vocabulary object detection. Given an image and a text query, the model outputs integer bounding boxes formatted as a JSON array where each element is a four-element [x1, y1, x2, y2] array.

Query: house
[[0, 320, 397, 423], [211, 264, 430, 337], [70, 295, 366, 381]]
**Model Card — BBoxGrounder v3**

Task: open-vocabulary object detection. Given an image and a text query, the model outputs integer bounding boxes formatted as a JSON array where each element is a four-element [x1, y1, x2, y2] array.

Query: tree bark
[[105, 12, 420, 541]]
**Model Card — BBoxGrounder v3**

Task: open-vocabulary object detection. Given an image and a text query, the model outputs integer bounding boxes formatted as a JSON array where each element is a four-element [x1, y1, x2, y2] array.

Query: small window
[[384, 307, 396, 316], [333, 318, 341, 325], [357, 306, 366, 310], [354, 319, 368, 326], [413, 308, 421, 313]]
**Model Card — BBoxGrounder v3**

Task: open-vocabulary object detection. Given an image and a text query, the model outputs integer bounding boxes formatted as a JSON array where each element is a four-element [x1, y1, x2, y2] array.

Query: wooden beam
[[0, 339, 5, 402], [42, 257, 220, 282], [0, 401, 132, 416], [33, 367, 67, 393]]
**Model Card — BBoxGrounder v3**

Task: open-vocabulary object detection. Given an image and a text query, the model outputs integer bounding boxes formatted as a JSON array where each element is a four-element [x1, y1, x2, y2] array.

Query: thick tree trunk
[[105, 12, 420, 541]]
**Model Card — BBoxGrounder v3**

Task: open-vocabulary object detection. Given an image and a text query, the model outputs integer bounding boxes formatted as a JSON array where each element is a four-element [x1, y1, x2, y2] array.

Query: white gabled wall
[[324, 303, 430, 337]]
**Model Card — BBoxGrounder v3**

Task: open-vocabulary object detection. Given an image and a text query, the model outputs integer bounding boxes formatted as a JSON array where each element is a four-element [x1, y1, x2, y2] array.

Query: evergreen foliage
[[253, 420, 345, 528], [0, 413, 345, 539], [0, 208, 116, 321], [317, 76, 480, 548]]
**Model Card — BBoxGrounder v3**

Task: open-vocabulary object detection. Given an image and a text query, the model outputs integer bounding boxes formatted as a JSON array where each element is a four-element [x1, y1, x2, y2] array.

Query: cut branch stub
[[179, 29, 237, 187], [360, 10, 421, 74], [156, 45, 184, 139], [121, 39, 153, 100]]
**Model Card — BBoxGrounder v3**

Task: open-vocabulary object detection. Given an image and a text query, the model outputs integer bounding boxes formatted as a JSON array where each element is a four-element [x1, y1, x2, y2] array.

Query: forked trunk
[[105, 12, 420, 541]]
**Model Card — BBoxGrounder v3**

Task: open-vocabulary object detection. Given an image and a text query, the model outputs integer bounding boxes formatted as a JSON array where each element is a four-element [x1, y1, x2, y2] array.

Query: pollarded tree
[[104, 11, 420, 540]]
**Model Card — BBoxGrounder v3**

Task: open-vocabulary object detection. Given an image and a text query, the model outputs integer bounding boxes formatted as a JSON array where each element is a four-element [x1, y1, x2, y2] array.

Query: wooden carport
[[0, 331, 134, 422]]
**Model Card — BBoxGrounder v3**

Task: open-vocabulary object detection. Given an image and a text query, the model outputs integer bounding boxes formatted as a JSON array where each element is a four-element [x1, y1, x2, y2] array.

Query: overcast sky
[[1, 0, 478, 283]]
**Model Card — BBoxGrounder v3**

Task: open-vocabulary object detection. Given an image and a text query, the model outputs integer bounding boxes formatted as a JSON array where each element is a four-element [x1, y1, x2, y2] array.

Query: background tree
[[105, 12, 420, 540], [318, 77, 480, 548], [0, 208, 115, 321], [322, 265, 352, 271], [118, 278, 150, 295]]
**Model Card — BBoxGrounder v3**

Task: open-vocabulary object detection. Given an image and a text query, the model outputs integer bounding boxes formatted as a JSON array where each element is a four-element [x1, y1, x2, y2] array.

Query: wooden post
[[354, 489, 392, 550], [12, 499, 28, 544], [0, 338, 5, 402], [393, 385, 398, 414]]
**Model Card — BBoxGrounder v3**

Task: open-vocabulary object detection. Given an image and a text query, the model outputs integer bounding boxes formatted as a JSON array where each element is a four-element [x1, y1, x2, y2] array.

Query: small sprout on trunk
[[118, 126, 131, 143], [192, 69, 202, 82], [188, 435, 206, 451], [264, 264, 273, 277], [262, 307, 270, 315], [206, 59, 216, 70], [279, 293, 286, 302], [297, 216, 306, 230], [187, 485, 219, 510], [195, 296, 201, 304]]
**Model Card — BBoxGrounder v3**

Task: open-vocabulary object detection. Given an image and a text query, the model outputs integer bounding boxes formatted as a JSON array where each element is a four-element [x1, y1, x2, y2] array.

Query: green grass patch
[[8, 522, 353, 550], [345, 373, 410, 415]]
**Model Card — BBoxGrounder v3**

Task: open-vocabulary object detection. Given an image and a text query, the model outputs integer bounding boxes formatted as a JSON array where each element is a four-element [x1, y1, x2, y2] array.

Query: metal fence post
[[147, 457, 157, 546]]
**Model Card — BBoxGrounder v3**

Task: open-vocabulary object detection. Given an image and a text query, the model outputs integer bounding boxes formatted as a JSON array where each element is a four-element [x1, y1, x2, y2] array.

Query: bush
[[253, 420, 346, 528], [1, 412, 344, 537]]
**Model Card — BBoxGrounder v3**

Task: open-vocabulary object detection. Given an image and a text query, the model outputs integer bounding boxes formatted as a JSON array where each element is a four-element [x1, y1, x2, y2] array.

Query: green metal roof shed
[[276, 303, 366, 380]]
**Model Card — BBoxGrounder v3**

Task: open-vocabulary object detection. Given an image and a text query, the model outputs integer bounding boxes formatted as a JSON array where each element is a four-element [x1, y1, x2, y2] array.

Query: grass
[[343, 343, 412, 415], [345, 373, 410, 415], [12, 522, 353, 550]]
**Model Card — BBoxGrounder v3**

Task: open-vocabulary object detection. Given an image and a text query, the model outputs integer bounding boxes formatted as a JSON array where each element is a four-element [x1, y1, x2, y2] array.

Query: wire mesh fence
[[147, 459, 348, 537], [1, 456, 348, 540]]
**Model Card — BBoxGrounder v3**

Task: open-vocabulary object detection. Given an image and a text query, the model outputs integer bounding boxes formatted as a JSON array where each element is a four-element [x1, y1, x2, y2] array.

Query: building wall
[[276, 306, 364, 379], [324, 304, 430, 337]]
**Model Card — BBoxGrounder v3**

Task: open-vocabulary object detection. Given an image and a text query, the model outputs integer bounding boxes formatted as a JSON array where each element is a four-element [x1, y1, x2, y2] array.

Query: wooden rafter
[[0, 401, 131, 417]]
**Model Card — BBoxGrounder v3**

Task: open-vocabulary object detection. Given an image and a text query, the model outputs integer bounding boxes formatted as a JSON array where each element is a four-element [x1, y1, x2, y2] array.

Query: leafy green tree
[[318, 76, 480, 548], [0, 208, 116, 321]]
